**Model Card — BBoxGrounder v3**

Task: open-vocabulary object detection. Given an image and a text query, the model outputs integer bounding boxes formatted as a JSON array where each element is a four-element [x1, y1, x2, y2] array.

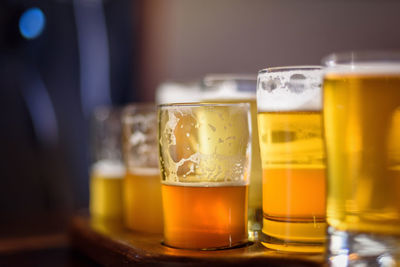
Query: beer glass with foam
[[122, 104, 163, 233], [257, 66, 326, 253], [323, 52, 400, 265], [90, 107, 125, 222], [158, 103, 251, 250]]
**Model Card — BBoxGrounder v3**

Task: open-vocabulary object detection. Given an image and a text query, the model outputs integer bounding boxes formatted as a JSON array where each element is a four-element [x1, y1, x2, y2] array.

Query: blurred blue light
[[19, 7, 46, 39]]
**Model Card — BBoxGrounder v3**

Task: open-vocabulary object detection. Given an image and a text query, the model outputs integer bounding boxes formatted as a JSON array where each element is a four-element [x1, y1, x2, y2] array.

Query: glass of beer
[[158, 103, 251, 250], [90, 107, 125, 221], [201, 75, 263, 239], [257, 66, 326, 253], [323, 52, 400, 265], [122, 103, 163, 233]]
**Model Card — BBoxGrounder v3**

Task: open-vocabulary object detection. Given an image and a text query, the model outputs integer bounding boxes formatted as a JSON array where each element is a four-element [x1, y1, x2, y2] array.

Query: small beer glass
[[89, 107, 125, 221], [201, 75, 263, 239], [257, 66, 326, 253], [158, 103, 251, 250], [122, 103, 163, 233], [323, 52, 400, 266]]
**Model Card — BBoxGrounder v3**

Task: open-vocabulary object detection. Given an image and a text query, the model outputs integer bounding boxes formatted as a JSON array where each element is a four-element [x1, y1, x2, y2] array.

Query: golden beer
[[258, 111, 326, 252], [90, 161, 124, 220], [324, 72, 400, 235], [159, 103, 251, 249], [124, 168, 163, 233], [162, 182, 248, 249], [122, 104, 163, 234], [257, 66, 325, 252]]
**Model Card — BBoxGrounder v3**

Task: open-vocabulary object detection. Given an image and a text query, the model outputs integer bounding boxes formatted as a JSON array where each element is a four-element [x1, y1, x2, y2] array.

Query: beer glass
[[158, 103, 251, 250], [90, 107, 125, 221], [257, 66, 326, 252], [202, 75, 263, 238], [323, 52, 400, 265], [122, 103, 163, 233]]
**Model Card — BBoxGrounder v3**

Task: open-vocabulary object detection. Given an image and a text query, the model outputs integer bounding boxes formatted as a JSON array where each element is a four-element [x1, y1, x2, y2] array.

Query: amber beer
[[90, 161, 124, 220], [324, 70, 400, 236], [162, 182, 248, 249], [159, 103, 251, 249], [124, 168, 163, 233], [258, 111, 326, 251]]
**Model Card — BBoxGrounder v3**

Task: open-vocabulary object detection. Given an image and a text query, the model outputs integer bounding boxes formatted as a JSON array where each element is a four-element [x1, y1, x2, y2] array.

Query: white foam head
[[91, 160, 125, 178], [324, 63, 400, 75], [257, 66, 322, 112], [323, 51, 400, 75]]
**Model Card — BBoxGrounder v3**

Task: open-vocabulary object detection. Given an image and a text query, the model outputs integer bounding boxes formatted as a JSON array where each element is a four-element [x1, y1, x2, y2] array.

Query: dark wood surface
[[70, 215, 325, 266]]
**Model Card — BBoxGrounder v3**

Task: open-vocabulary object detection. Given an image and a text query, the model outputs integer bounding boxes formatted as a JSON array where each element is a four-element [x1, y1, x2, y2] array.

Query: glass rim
[[158, 102, 251, 109], [322, 50, 400, 67], [258, 65, 322, 75]]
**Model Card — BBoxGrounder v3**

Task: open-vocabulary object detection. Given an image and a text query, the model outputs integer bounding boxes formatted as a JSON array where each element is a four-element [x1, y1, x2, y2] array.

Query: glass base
[[328, 226, 400, 266], [161, 240, 252, 251], [261, 235, 324, 254], [261, 217, 326, 253]]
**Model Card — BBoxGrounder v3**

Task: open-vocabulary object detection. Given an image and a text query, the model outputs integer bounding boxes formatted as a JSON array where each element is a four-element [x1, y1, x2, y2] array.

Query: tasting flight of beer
[[88, 52, 400, 265]]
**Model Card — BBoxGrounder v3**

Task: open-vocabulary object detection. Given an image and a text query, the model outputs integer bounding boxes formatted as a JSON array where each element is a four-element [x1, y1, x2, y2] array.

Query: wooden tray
[[70, 215, 325, 266]]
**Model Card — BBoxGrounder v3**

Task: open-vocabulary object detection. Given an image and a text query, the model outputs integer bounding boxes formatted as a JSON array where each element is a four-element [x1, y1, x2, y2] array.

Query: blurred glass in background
[[89, 107, 125, 222]]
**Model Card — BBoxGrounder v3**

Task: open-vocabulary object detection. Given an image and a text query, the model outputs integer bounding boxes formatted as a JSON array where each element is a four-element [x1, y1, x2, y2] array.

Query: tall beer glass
[[90, 107, 125, 221], [202, 75, 263, 238], [257, 66, 326, 252], [158, 103, 251, 250], [323, 52, 400, 265], [122, 104, 163, 233]]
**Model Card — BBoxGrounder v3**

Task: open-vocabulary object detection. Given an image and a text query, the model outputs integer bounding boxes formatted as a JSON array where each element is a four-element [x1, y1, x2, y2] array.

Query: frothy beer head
[[323, 51, 400, 75], [91, 160, 125, 179], [324, 63, 400, 76], [257, 66, 322, 112]]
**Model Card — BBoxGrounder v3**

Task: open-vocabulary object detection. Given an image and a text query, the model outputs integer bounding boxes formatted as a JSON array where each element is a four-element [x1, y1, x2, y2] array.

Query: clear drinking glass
[[201, 75, 263, 239], [257, 66, 326, 253], [158, 103, 251, 250], [89, 107, 125, 221], [122, 103, 163, 234], [323, 52, 400, 266]]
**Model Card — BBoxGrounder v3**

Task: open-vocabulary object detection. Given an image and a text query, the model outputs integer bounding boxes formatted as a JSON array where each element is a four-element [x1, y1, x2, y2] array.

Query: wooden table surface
[[70, 215, 326, 266]]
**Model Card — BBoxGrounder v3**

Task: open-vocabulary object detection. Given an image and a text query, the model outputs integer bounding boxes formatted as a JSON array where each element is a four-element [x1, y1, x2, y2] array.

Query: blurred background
[[1, 0, 400, 220]]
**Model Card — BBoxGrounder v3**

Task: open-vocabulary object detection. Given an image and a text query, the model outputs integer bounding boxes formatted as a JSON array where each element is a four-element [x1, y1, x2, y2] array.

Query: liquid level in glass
[[258, 111, 326, 252], [124, 168, 163, 233], [90, 163, 124, 220], [324, 73, 400, 235], [162, 183, 248, 250]]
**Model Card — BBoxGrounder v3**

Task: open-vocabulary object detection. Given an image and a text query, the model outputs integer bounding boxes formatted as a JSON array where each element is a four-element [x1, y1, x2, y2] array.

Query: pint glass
[[158, 103, 251, 250], [257, 66, 326, 252], [122, 104, 163, 233], [323, 52, 400, 265], [89, 107, 125, 221]]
